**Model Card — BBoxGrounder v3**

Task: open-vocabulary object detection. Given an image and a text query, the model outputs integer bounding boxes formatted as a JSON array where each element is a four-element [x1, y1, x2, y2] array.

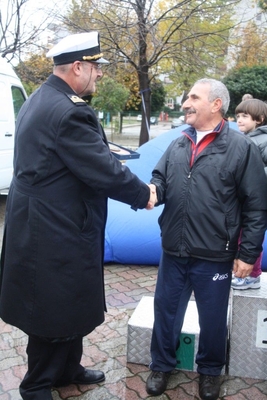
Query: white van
[[0, 57, 27, 195]]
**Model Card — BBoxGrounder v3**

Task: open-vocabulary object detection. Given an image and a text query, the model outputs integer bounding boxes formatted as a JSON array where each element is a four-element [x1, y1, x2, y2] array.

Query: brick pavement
[[0, 197, 267, 399]]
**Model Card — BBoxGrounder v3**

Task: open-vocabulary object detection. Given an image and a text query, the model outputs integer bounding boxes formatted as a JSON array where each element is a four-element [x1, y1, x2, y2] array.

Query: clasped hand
[[146, 184, 158, 210]]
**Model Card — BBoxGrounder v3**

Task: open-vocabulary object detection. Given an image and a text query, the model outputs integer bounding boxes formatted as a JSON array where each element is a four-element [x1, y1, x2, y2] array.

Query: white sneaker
[[231, 276, 261, 290]]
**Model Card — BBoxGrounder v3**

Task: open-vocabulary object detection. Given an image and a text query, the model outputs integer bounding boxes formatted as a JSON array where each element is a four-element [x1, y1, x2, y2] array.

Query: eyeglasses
[[92, 63, 102, 70], [81, 61, 103, 70], [88, 62, 102, 70]]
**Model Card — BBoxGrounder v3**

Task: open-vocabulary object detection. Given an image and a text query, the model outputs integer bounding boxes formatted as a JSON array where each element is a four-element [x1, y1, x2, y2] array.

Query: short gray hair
[[195, 78, 230, 117]]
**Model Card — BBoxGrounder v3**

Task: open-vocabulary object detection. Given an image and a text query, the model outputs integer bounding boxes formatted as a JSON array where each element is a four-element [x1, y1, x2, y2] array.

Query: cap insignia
[[82, 53, 103, 61]]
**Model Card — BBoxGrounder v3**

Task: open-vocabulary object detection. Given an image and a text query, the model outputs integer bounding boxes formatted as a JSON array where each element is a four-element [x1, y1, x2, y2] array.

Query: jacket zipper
[[225, 217, 230, 250]]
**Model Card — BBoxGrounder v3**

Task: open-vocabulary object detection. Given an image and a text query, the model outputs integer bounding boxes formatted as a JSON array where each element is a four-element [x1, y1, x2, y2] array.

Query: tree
[[119, 67, 141, 111], [1, 0, 29, 60], [15, 52, 53, 94], [91, 76, 130, 133], [92, 76, 130, 114], [223, 65, 267, 114], [63, 0, 241, 145], [258, 0, 267, 10], [228, 21, 267, 69], [0, 0, 59, 63], [150, 80, 166, 114]]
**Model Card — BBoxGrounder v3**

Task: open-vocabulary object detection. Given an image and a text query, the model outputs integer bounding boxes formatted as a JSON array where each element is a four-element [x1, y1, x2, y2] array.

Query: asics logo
[[213, 273, 228, 281]]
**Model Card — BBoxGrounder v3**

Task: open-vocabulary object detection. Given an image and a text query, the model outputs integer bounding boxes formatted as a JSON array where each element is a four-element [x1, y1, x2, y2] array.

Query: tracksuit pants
[[150, 252, 232, 376]]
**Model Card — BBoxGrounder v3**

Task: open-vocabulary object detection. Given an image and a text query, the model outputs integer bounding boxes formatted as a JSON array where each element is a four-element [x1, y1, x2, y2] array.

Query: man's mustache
[[183, 109, 196, 115]]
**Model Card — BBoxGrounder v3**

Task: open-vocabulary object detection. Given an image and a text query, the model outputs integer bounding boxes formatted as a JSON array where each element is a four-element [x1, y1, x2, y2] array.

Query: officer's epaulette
[[67, 94, 86, 104]]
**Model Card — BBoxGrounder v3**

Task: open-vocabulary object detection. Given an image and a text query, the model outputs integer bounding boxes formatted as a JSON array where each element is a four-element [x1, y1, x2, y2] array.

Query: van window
[[12, 86, 26, 120], [0, 81, 8, 121]]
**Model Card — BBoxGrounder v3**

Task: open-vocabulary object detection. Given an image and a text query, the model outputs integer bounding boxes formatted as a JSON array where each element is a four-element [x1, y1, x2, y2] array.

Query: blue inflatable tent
[[104, 123, 267, 270]]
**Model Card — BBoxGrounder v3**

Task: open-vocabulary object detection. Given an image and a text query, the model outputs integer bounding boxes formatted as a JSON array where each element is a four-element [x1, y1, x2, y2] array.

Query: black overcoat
[[0, 75, 149, 338]]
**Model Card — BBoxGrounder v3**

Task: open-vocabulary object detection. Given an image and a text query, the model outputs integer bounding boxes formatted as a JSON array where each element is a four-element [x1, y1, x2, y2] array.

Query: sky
[[1, 0, 71, 62], [22, 0, 70, 28]]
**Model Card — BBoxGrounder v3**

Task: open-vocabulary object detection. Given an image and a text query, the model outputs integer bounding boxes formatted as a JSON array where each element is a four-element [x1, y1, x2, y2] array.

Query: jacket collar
[[248, 125, 267, 137], [182, 119, 231, 155], [183, 119, 226, 143], [45, 74, 77, 96]]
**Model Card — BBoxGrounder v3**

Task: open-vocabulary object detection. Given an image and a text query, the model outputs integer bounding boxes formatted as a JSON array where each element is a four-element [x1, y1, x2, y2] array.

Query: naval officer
[[0, 31, 156, 399]]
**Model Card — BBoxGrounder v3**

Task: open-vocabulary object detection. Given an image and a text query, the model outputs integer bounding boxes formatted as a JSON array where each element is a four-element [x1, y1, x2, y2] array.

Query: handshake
[[146, 184, 158, 210]]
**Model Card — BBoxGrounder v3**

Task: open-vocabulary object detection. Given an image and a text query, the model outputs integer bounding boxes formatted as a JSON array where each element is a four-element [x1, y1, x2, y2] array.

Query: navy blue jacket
[[151, 120, 267, 264]]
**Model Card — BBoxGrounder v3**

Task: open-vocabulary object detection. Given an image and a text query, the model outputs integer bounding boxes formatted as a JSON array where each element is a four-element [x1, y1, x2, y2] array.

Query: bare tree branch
[[0, 0, 65, 62]]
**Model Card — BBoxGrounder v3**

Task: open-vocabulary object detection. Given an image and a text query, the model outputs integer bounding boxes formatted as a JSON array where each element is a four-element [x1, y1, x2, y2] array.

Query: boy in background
[[233, 98, 267, 289]]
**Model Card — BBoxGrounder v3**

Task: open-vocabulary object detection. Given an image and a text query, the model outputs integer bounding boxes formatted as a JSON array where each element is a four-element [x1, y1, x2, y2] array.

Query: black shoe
[[199, 374, 220, 400], [146, 371, 169, 396], [54, 369, 105, 387]]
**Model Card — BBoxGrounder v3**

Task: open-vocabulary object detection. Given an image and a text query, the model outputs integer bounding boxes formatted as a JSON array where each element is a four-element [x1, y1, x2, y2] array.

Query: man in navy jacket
[[146, 79, 267, 400]]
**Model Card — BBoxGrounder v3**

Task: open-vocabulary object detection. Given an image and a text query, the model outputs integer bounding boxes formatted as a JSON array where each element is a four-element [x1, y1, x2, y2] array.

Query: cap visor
[[96, 57, 109, 64]]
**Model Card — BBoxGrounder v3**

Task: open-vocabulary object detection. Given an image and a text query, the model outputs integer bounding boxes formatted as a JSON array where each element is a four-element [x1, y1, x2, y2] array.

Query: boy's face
[[236, 112, 258, 134]]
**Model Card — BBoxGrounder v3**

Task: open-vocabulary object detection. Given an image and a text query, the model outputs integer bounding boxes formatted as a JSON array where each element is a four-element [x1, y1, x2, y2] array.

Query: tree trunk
[[137, 5, 150, 147], [138, 71, 151, 146]]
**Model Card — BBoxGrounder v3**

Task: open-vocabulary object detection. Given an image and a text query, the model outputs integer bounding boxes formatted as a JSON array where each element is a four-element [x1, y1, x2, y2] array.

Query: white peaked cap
[[46, 32, 109, 65]]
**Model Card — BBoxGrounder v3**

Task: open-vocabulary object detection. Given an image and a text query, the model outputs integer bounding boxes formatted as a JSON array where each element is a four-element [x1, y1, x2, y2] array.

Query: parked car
[[171, 116, 185, 129], [150, 116, 158, 125], [137, 114, 142, 121]]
